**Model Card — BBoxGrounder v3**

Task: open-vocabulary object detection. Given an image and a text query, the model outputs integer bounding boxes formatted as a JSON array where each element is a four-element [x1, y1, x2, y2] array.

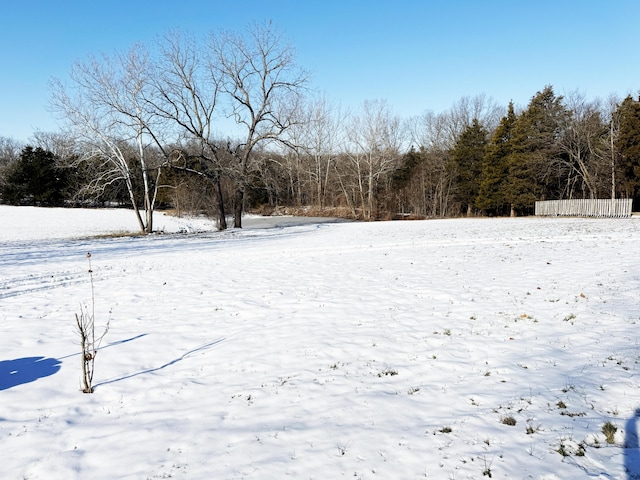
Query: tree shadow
[[0, 357, 62, 391], [625, 408, 640, 479], [93, 337, 225, 390], [59, 333, 148, 360]]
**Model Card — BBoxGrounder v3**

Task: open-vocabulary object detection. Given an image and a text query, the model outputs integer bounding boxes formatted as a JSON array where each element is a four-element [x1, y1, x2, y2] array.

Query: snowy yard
[[1, 205, 639, 479]]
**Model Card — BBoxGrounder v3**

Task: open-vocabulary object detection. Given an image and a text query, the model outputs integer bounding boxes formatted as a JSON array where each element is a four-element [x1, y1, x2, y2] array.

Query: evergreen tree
[[391, 147, 422, 191], [476, 102, 517, 215], [450, 118, 487, 215], [616, 95, 640, 202], [506, 86, 569, 214], [1, 146, 70, 206]]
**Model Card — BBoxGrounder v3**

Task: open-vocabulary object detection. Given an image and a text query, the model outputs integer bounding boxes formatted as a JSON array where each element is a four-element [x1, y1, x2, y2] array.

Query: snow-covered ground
[[1, 205, 639, 479]]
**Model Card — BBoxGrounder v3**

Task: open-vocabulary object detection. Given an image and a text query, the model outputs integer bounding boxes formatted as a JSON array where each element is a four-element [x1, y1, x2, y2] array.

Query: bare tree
[[209, 22, 309, 227], [31, 131, 77, 160], [558, 91, 608, 198], [280, 95, 347, 209], [345, 99, 405, 219], [303, 96, 346, 208], [406, 112, 456, 217], [151, 30, 229, 229], [51, 45, 162, 233], [446, 94, 503, 140], [0, 136, 23, 167], [76, 252, 110, 393], [410, 94, 504, 150], [603, 94, 623, 200], [0, 136, 23, 193], [148, 24, 308, 228]]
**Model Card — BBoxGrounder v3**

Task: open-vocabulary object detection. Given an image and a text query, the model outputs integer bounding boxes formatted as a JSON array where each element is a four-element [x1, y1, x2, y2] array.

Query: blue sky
[[1, 0, 639, 142]]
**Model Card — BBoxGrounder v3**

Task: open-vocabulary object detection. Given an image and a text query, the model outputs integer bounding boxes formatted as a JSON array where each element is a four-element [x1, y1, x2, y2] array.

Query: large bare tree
[[557, 91, 608, 198], [51, 45, 162, 233], [148, 23, 308, 228], [209, 22, 309, 227], [151, 30, 229, 229]]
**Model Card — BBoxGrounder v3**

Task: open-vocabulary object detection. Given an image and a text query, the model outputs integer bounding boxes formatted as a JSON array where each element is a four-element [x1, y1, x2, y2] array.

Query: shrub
[[602, 421, 617, 444]]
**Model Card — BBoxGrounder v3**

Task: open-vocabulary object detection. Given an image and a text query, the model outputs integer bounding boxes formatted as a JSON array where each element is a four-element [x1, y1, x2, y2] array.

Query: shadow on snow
[[93, 337, 225, 391], [0, 356, 61, 390], [625, 409, 640, 479]]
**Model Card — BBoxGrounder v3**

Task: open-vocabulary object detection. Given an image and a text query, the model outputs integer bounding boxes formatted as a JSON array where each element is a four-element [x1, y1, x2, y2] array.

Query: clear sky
[[1, 0, 639, 142]]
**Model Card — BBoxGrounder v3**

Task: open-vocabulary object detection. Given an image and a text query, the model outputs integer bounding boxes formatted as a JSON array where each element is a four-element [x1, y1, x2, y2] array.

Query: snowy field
[[1, 205, 640, 479]]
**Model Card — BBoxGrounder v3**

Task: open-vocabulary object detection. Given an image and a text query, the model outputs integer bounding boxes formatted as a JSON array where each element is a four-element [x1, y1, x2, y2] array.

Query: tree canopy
[[1, 147, 70, 206], [2, 26, 638, 220]]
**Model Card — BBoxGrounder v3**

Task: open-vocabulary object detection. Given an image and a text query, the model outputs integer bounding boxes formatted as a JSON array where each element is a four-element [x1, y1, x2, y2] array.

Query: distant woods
[[1, 23, 639, 230]]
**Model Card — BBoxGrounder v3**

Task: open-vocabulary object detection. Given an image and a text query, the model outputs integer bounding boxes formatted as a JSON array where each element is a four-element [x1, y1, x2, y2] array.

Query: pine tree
[[506, 86, 569, 215], [616, 95, 640, 201], [476, 102, 516, 215], [2, 147, 69, 206], [450, 119, 487, 216]]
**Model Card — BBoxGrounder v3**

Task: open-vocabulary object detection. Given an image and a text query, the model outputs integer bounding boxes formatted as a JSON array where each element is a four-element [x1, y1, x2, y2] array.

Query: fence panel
[[535, 199, 633, 218]]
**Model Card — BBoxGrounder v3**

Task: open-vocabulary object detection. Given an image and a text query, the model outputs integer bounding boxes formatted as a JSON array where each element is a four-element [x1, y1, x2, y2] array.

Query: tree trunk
[[611, 123, 617, 200], [233, 186, 244, 228], [216, 177, 227, 230], [137, 127, 153, 234], [126, 179, 145, 232]]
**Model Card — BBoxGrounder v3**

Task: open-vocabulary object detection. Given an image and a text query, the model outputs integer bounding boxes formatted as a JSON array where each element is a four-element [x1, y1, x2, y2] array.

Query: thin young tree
[[76, 252, 110, 393]]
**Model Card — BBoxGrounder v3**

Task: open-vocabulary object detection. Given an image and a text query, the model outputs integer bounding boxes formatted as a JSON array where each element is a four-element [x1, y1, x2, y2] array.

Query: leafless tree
[[403, 94, 505, 218], [345, 99, 405, 219], [410, 94, 503, 150], [50, 45, 163, 233], [280, 95, 347, 209], [0, 136, 23, 167], [76, 252, 110, 393], [406, 113, 456, 217], [602, 94, 623, 200], [151, 30, 229, 229], [148, 24, 308, 228], [557, 91, 608, 198], [0, 136, 23, 192], [209, 22, 309, 227], [31, 131, 77, 161], [303, 96, 347, 208]]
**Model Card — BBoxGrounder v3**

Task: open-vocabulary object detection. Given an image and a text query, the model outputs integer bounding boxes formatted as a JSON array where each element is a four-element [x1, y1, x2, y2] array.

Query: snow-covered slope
[[1, 206, 639, 479]]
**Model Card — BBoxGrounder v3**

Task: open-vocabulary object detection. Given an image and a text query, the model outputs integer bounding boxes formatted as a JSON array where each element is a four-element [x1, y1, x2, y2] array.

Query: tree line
[[1, 23, 639, 232]]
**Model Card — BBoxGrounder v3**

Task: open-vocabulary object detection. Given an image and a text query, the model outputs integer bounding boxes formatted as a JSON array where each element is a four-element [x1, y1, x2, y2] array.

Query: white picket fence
[[535, 199, 633, 218]]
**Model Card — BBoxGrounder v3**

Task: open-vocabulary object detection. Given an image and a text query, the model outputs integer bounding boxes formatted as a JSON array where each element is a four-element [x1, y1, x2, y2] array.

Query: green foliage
[[450, 118, 487, 215], [616, 95, 640, 200], [476, 102, 516, 214], [506, 86, 569, 214], [1, 146, 71, 206], [391, 147, 422, 191]]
